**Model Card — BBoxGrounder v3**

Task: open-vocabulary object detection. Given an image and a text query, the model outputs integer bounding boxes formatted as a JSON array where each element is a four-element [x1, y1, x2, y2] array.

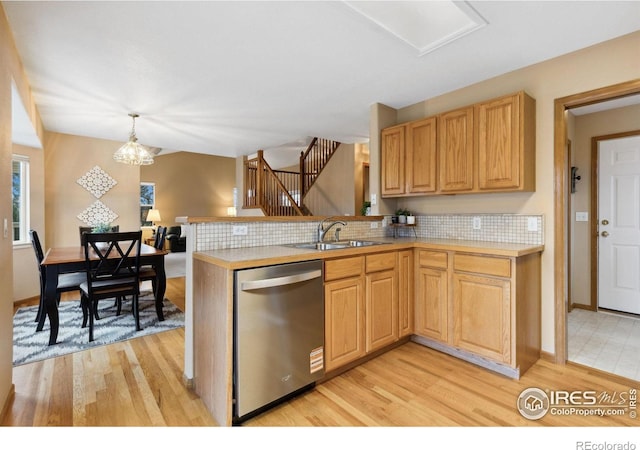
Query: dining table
[[40, 243, 168, 345]]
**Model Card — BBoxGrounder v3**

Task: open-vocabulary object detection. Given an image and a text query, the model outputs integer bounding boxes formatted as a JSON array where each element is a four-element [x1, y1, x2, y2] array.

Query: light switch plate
[[371, 194, 377, 205], [527, 217, 538, 232], [576, 212, 589, 222]]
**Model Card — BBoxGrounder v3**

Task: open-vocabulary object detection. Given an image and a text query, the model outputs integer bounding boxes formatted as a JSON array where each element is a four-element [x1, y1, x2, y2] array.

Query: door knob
[[601, 231, 609, 237], [601, 219, 609, 225]]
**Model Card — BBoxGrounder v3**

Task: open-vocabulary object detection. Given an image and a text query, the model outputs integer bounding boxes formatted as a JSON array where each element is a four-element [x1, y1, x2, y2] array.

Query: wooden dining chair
[[138, 226, 167, 306], [80, 231, 143, 342], [30, 230, 85, 332]]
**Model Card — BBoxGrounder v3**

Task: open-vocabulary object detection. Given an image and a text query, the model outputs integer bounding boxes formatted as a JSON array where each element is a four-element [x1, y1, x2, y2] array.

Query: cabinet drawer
[[418, 250, 448, 269], [325, 256, 364, 281], [454, 254, 511, 278], [365, 252, 396, 273]]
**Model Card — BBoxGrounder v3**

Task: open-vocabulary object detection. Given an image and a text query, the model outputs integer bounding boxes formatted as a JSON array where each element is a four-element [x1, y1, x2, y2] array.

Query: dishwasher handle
[[240, 269, 322, 291]]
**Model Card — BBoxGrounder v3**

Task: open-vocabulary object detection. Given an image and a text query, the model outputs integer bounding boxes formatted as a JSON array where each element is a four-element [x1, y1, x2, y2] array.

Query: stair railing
[[244, 150, 305, 216], [300, 138, 341, 197]]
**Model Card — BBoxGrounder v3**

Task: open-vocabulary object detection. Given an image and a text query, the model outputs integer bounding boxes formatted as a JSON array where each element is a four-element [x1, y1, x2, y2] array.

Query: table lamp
[[146, 209, 162, 236]]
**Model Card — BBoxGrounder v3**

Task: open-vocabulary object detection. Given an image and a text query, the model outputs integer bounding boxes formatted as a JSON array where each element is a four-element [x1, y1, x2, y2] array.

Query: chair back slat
[[83, 231, 142, 292], [154, 226, 167, 249]]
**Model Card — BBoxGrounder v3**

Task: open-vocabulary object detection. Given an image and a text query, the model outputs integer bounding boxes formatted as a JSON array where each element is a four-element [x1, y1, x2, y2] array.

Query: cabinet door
[[438, 106, 474, 192], [415, 267, 448, 342], [398, 250, 414, 337], [381, 125, 406, 196], [325, 277, 366, 371], [366, 270, 398, 352], [407, 117, 437, 194], [477, 93, 520, 190], [452, 273, 511, 364]]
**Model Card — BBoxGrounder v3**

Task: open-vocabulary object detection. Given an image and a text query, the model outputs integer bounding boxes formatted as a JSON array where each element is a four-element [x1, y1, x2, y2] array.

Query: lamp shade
[[146, 209, 161, 223]]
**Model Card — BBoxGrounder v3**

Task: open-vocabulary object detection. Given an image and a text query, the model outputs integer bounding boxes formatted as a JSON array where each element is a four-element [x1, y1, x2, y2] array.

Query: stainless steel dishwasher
[[233, 260, 324, 423]]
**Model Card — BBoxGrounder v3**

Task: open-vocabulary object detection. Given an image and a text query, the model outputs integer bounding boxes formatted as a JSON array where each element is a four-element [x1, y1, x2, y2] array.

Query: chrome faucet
[[317, 217, 347, 242]]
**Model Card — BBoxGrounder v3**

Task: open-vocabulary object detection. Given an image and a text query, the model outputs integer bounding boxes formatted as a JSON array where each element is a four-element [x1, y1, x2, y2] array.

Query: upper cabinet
[[381, 91, 536, 198], [381, 117, 437, 196], [438, 106, 474, 193], [381, 124, 406, 195], [477, 92, 536, 192]]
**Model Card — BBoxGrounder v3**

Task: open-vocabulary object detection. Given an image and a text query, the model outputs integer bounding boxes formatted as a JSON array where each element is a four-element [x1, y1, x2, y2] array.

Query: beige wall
[[44, 132, 141, 248], [141, 151, 236, 224], [12, 144, 44, 301], [1, 4, 46, 414], [369, 31, 640, 354], [569, 104, 640, 307], [304, 143, 357, 216]]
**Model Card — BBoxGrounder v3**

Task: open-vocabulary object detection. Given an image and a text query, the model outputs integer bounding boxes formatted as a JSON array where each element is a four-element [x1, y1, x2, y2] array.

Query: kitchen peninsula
[[181, 215, 543, 426]]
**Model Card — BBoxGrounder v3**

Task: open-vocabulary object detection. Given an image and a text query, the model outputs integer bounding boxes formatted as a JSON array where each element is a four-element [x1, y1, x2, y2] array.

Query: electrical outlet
[[528, 217, 538, 232], [232, 225, 248, 236], [472, 216, 482, 230], [370, 222, 378, 229]]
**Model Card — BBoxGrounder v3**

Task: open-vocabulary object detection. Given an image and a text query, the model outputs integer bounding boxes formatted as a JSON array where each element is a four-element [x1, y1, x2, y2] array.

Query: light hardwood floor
[[5, 277, 639, 427]]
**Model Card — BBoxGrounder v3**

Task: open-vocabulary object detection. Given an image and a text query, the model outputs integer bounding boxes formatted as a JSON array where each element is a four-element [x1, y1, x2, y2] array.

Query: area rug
[[13, 293, 184, 366]]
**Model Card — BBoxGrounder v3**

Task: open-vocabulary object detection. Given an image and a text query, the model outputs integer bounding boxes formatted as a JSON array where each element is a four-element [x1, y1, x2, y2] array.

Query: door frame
[[590, 130, 640, 311], [554, 78, 640, 364]]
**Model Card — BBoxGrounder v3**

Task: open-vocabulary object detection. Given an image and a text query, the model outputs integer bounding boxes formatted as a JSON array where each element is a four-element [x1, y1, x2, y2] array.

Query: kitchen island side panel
[[193, 258, 234, 426]]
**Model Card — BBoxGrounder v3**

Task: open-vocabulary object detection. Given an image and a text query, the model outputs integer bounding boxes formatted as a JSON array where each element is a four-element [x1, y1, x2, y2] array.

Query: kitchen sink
[[284, 240, 386, 251]]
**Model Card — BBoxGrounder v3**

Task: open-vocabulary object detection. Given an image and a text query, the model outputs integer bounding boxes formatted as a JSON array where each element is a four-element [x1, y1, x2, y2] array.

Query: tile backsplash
[[194, 213, 543, 252], [388, 214, 544, 245]]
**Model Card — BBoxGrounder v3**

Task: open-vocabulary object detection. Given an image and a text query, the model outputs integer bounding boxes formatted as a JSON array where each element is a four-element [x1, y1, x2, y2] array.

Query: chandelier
[[113, 113, 154, 165]]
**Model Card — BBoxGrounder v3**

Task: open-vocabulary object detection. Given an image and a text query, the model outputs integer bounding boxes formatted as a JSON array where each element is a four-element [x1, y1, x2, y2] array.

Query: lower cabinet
[[365, 253, 398, 352], [414, 248, 541, 377], [324, 250, 410, 372], [452, 272, 511, 364], [398, 250, 414, 338], [324, 275, 366, 372]]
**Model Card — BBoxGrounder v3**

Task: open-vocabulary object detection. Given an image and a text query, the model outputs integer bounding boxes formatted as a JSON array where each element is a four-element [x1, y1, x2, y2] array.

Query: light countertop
[[193, 238, 544, 270]]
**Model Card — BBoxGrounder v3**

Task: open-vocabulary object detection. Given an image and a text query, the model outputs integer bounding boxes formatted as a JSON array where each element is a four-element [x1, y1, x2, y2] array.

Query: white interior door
[[598, 134, 640, 314]]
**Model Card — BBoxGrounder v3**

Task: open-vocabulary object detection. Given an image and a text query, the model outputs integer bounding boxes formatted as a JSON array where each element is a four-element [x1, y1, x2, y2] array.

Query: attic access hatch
[[344, 0, 487, 56]]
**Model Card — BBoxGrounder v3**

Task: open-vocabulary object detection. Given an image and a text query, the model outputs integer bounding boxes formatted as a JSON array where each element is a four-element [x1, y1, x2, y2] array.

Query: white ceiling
[[4, 1, 640, 168]]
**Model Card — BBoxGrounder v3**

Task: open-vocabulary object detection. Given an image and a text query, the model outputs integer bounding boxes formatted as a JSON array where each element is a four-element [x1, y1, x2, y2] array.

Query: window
[[12, 155, 30, 245], [140, 182, 156, 226]]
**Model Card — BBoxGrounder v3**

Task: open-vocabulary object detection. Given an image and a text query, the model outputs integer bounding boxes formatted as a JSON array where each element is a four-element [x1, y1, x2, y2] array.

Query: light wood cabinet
[[365, 252, 398, 352], [324, 257, 365, 372], [324, 250, 411, 371], [381, 91, 535, 197], [477, 92, 536, 192], [381, 117, 437, 196], [415, 252, 449, 342], [438, 106, 474, 192], [452, 272, 511, 364], [381, 125, 405, 196], [413, 248, 541, 378], [398, 250, 414, 337], [365, 269, 397, 352], [406, 117, 437, 194]]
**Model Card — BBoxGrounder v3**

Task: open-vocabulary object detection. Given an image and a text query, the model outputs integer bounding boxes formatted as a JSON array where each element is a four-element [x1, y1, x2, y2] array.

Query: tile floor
[[567, 308, 640, 381]]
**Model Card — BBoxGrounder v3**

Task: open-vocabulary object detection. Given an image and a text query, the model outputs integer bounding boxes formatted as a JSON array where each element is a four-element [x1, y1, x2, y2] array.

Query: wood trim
[[590, 130, 640, 311], [567, 140, 572, 312], [177, 215, 385, 224], [554, 78, 640, 365], [0, 385, 15, 425]]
